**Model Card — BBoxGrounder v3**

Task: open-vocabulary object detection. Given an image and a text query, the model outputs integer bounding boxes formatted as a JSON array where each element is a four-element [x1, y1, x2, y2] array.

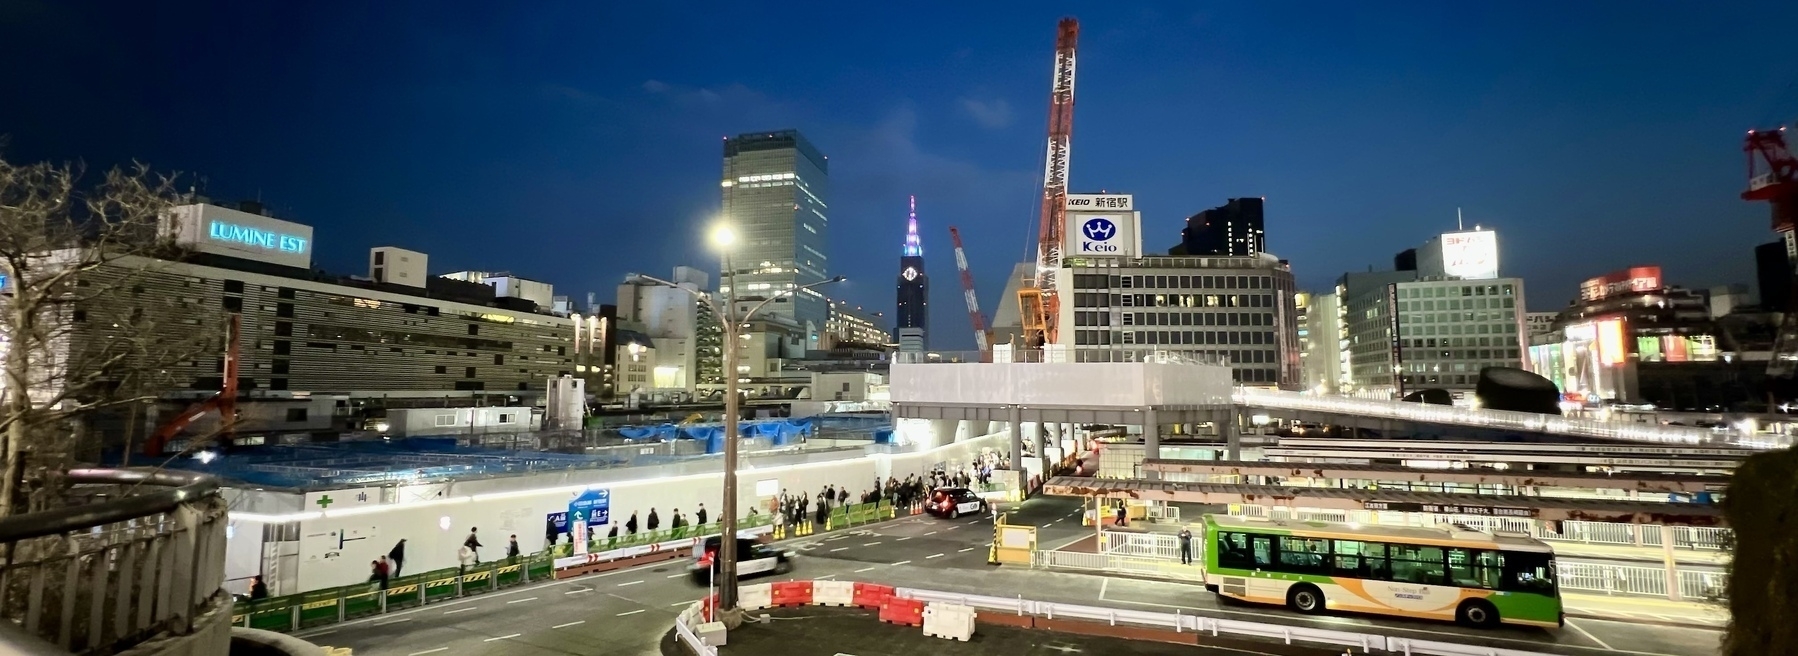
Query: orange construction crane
[[143, 313, 240, 456], [947, 226, 991, 352], [1018, 17, 1079, 350]]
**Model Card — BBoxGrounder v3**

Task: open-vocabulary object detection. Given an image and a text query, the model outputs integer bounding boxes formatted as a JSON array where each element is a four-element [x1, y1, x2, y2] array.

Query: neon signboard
[[208, 220, 308, 255]]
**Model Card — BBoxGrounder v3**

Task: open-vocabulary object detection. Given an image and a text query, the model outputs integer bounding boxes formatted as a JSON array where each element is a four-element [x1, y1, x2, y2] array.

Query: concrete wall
[[230, 428, 1004, 594], [891, 362, 1234, 408]]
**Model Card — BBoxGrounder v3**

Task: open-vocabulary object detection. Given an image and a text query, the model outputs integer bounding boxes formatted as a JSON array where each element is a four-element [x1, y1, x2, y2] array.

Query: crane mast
[[1018, 17, 1079, 350], [948, 226, 991, 352]]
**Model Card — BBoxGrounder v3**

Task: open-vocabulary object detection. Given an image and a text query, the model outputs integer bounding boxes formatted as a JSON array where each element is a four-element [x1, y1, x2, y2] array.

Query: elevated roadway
[[1261, 438, 1751, 474], [1142, 459, 1727, 493], [1042, 476, 1726, 526]]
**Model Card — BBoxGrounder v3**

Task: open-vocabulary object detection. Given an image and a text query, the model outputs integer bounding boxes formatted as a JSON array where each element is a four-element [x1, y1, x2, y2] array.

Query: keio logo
[[1079, 217, 1121, 253]]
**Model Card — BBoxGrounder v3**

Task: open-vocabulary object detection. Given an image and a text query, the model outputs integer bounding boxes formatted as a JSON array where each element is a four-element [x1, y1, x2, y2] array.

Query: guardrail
[[0, 469, 229, 655], [666, 579, 1565, 656]]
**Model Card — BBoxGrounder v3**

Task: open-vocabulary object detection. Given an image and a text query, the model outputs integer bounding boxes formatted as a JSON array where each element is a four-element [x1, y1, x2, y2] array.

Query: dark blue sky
[[4, 1, 1796, 350]]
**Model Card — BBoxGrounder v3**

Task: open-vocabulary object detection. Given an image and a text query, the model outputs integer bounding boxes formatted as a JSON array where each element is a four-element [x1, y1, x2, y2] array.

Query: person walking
[[837, 487, 848, 506], [387, 539, 407, 577], [507, 534, 521, 562], [249, 575, 269, 601], [696, 503, 708, 526], [545, 516, 561, 549], [606, 522, 619, 549], [1178, 527, 1194, 565], [464, 527, 484, 563], [457, 544, 476, 576], [647, 508, 661, 532], [671, 509, 686, 535], [626, 511, 639, 536], [1114, 504, 1127, 527], [369, 558, 390, 590]]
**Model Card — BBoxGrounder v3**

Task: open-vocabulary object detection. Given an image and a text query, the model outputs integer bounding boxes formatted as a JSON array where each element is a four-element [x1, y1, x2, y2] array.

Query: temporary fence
[[668, 579, 1570, 656], [234, 555, 556, 632]]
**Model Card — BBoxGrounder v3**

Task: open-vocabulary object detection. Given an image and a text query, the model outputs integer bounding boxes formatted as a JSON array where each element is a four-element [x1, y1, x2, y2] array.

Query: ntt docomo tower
[[895, 196, 929, 354]]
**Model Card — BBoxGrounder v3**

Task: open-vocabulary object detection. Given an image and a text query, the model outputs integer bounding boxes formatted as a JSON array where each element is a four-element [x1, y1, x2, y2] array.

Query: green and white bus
[[1202, 515, 1562, 628]]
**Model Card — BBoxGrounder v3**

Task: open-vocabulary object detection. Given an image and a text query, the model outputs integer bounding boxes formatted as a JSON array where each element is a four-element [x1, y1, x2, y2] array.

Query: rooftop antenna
[[1457, 207, 1465, 231]]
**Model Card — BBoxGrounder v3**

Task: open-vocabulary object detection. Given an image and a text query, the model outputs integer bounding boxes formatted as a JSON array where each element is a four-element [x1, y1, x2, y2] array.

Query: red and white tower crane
[[1018, 17, 1079, 350], [1742, 126, 1798, 376], [948, 226, 990, 352]]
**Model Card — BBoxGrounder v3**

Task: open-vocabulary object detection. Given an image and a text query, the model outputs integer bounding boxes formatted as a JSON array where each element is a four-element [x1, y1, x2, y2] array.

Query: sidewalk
[[1549, 541, 1726, 567], [1561, 593, 1727, 629]]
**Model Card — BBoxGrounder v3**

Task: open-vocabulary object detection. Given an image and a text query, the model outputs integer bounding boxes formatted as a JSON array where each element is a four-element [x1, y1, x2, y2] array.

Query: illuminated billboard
[[1579, 266, 1662, 302], [1437, 230, 1498, 280]]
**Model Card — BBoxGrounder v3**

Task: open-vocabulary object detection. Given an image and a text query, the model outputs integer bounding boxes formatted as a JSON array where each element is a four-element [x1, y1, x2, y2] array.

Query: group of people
[[540, 504, 714, 550]]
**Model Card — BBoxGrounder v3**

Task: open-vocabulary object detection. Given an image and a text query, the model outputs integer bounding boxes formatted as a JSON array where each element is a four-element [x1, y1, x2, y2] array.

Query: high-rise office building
[[720, 130, 831, 347], [895, 196, 928, 353], [1178, 198, 1266, 257]]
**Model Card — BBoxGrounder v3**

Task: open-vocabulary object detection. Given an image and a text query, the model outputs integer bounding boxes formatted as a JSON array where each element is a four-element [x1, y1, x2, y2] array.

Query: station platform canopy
[[1143, 459, 1727, 494]]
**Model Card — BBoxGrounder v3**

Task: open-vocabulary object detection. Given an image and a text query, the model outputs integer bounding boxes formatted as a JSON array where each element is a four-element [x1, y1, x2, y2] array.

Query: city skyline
[[3, 2, 1797, 351]]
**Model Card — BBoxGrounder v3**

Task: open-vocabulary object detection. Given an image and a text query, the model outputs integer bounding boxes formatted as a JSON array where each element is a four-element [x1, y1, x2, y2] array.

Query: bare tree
[[0, 156, 222, 516]]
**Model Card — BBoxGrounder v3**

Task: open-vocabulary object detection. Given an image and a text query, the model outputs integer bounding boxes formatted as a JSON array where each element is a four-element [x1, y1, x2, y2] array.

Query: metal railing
[[0, 469, 229, 654], [1233, 387, 1736, 446]]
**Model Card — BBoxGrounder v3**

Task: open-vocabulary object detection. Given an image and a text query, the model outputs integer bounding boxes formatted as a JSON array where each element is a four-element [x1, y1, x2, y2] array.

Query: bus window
[[1500, 551, 1557, 594], [1447, 548, 1500, 589], [1278, 537, 1329, 573], [1252, 536, 1273, 567], [1389, 544, 1447, 585], [1216, 532, 1255, 569]]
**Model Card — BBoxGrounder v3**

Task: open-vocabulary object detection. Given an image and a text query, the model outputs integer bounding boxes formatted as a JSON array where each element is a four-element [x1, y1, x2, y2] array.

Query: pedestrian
[[1178, 527, 1194, 565], [1114, 504, 1127, 527], [626, 511, 639, 535], [696, 503, 708, 526], [387, 539, 407, 577], [457, 544, 476, 575], [507, 534, 521, 562], [647, 508, 661, 531], [672, 509, 686, 531], [837, 487, 848, 505], [464, 528, 484, 562], [249, 575, 269, 601], [369, 559, 389, 590], [607, 522, 619, 549], [545, 516, 560, 548]]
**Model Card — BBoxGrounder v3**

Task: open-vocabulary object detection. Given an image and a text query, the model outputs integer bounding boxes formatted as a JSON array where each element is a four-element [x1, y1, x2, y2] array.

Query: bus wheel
[[1457, 599, 1500, 628], [1286, 584, 1325, 614]]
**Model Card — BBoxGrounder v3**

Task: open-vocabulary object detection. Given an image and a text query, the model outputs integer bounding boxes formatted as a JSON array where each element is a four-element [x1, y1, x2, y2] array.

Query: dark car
[[688, 536, 794, 585], [926, 487, 987, 519]]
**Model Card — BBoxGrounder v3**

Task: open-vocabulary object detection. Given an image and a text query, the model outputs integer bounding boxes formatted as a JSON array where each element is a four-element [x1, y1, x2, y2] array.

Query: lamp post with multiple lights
[[630, 223, 843, 624]]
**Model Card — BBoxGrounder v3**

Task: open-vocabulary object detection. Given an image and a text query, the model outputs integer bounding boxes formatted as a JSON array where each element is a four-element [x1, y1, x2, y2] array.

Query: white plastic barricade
[[739, 583, 773, 610], [922, 602, 976, 642], [812, 580, 855, 607]]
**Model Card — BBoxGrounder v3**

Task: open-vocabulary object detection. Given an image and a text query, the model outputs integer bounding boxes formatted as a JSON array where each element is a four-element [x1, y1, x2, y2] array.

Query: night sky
[[4, 2, 1796, 350]]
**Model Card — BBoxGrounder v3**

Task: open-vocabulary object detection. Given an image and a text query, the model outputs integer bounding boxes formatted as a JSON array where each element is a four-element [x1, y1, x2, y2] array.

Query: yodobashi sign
[[1439, 230, 1498, 280], [1065, 194, 1134, 211], [162, 203, 314, 269]]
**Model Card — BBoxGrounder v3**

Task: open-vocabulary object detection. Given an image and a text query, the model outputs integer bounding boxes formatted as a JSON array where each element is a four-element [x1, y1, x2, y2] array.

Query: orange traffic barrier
[[770, 580, 814, 607], [878, 596, 925, 626], [853, 582, 894, 609]]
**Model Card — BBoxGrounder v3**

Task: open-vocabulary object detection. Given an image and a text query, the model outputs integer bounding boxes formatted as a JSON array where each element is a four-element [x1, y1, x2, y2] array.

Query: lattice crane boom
[[1742, 126, 1798, 377], [948, 226, 990, 352], [1018, 17, 1079, 350]]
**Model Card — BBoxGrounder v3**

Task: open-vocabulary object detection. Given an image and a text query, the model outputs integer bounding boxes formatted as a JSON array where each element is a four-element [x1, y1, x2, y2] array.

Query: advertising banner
[[1439, 231, 1498, 280], [1579, 266, 1663, 301], [1065, 211, 1142, 257]]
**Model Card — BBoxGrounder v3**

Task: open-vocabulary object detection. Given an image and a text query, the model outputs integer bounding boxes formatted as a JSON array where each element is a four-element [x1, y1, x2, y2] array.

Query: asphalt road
[[295, 496, 1723, 656]]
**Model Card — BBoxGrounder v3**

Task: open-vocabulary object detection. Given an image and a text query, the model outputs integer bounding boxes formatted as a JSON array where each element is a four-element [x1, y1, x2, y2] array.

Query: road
[[296, 496, 1722, 656]]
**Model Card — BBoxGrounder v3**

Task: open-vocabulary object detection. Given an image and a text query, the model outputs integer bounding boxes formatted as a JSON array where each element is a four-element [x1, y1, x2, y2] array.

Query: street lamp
[[631, 231, 843, 626]]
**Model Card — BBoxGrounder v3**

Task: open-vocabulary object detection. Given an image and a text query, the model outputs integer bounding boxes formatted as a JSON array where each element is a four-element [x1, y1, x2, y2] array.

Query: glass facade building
[[720, 130, 831, 346]]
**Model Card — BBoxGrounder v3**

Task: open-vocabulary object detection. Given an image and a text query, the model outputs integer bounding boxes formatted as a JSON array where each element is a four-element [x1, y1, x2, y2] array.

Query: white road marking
[[863, 542, 882, 547], [617, 609, 647, 616], [890, 560, 911, 566], [925, 531, 939, 536], [443, 607, 476, 615], [831, 547, 850, 552], [945, 526, 959, 530], [307, 630, 338, 637], [618, 580, 644, 587], [373, 617, 412, 626], [565, 586, 593, 594], [484, 633, 521, 642], [553, 620, 586, 629], [408, 649, 448, 656], [671, 601, 695, 606], [815, 574, 837, 579], [926, 553, 944, 559], [959, 547, 976, 552], [896, 537, 911, 541], [506, 597, 537, 604], [1565, 619, 1614, 651], [667, 573, 688, 578], [855, 566, 879, 573]]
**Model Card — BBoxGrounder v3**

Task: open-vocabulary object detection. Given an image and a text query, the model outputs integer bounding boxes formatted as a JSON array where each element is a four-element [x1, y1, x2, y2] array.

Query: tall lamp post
[[631, 224, 844, 625]]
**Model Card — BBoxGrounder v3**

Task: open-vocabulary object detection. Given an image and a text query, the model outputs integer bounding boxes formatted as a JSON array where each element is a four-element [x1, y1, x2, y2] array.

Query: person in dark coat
[[249, 575, 269, 600], [545, 517, 561, 548], [606, 522, 620, 549], [387, 539, 407, 576], [626, 511, 639, 535], [369, 559, 390, 590], [837, 488, 848, 505], [696, 504, 708, 526], [464, 528, 484, 562], [647, 508, 661, 531], [507, 535, 521, 562]]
